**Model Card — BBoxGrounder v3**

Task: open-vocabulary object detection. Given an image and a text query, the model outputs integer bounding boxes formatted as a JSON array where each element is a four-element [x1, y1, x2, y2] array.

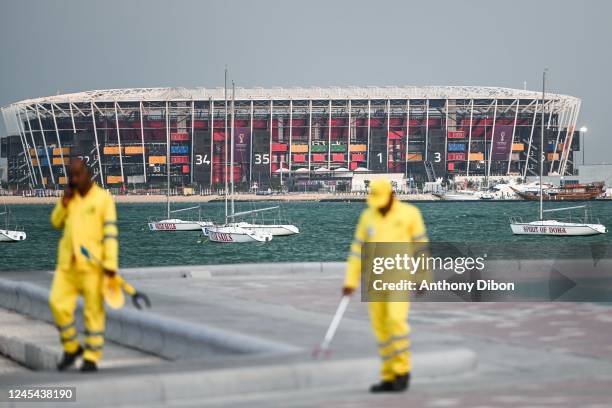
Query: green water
[[2, 201, 611, 272]]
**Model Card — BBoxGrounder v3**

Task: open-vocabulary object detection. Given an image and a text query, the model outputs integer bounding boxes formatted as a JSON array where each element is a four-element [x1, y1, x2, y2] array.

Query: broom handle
[[321, 296, 350, 349]]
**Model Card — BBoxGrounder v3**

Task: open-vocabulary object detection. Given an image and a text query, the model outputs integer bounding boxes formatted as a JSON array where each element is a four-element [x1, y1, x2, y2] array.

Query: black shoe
[[394, 373, 411, 392], [56, 346, 83, 371], [370, 380, 396, 393], [80, 359, 98, 372]]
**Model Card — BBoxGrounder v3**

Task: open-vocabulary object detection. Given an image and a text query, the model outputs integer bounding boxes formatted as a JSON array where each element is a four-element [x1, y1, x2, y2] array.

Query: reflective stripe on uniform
[[84, 330, 105, 337], [381, 347, 410, 361], [56, 322, 75, 332], [84, 344, 103, 352], [102, 234, 118, 241], [377, 335, 408, 349]]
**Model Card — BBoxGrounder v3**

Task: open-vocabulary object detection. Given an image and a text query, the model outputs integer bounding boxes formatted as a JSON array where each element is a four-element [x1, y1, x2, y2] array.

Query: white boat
[[436, 191, 480, 201], [230, 221, 299, 236], [509, 70, 606, 237], [204, 224, 273, 243], [0, 207, 26, 243], [0, 228, 26, 242], [148, 218, 213, 231]]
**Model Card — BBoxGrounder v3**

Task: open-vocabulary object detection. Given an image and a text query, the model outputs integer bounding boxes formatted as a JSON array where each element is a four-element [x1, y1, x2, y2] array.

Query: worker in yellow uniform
[[49, 159, 118, 372], [342, 179, 429, 393]]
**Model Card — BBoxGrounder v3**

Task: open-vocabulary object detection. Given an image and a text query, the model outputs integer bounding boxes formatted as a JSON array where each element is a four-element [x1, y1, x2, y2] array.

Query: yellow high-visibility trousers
[[368, 301, 411, 381], [49, 264, 106, 363]]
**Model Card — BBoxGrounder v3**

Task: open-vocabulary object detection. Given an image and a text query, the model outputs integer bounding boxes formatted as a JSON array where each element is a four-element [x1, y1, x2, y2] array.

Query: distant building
[[0, 86, 581, 190]]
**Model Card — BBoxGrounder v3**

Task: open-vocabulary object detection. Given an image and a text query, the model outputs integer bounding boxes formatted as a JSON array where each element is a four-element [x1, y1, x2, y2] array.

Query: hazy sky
[[1, 0, 610, 162]]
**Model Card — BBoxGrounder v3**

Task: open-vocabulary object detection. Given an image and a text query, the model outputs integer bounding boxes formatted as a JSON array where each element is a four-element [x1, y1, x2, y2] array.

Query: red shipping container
[[447, 153, 466, 161], [332, 153, 345, 162], [448, 162, 455, 171], [171, 156, 189, 164], [182, 165, 190, 173], [352, 153, 366, 162], [171, 132, 189, 141], [448, 131, 465, 139], [213, 131, 226, 141], [350, 162, 358, 170], [272, 143, 288, 152], [312, 153, 326, 162], [388, 130, 405, 139]]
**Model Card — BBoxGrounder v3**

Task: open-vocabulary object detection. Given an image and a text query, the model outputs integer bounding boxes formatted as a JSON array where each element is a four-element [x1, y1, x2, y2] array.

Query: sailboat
[[227, 206, 300, 236], [0, 205, 26, 243], [509, 70, 607, 236], [203, 74, 274, 243]]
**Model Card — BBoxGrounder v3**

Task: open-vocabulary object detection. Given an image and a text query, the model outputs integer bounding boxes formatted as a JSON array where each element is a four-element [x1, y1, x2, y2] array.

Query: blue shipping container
[[171, 146, 189, 154], [448, 143, 466, 152]]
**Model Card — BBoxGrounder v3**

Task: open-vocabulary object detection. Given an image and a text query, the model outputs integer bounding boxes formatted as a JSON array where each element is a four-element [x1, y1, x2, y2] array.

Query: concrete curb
[[0, 333, 59, 371], [31, 349, 476, 406], [0, 278, 299, 364]]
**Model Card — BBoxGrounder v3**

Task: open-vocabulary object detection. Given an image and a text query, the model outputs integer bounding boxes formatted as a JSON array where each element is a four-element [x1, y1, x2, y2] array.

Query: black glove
[[131, 291, 152, 310]]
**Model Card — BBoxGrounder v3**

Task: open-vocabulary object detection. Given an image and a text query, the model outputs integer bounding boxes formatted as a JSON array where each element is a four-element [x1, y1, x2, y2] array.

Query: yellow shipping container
[[548, 153, 559, 161], [290, 144, 309, 153], [103, 146, 122, 155], [149, 156, 167, 164], [406, 153, 423, 161], [125, 146, 145, 155], [52, 147, 70, 155], [107, 175, 124, 184], [58, 176, 68, 185], [511, 143, 524, 151], [469, 153, 484, 161], [349, 144, 367, 152], [52, 157, 70, 165]]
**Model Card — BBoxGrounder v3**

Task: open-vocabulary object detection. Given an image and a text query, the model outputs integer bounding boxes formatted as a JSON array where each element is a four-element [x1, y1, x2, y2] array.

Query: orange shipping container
[[103, 146, 122, 155], [52, 147, 70, 155], [149, 156, 167, 164], [107, 175, 124, 184], [52, 157, 69, 165], [58, 176, 68, 185], [406, 153, 423, 161], [125, 146, 145, 155], [548, 153, 559, 161], [469, 153, 484, 161], [511, 143, 524, 151], [290, 144, 309, 153], [349, 144, 367, 152]]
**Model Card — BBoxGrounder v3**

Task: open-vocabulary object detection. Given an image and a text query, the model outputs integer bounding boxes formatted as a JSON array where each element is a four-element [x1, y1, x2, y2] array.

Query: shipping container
[[331, 153, 345, 162], [312, 153, 326, 162], [448, 131, 465, 139], [171, 156, 189, 164], [548, 153, 560, 161], [469, 153, 484, 161], [170, 145, 189, 154], [171, 132, 189, 141], [58, 176, 68, 185], [290, 144, 309, 153], [448, 162, 455, 171], [127, 175, 146, 184], [351, 153, 366, 162], [293, 154, 306, 162], [512, 143, 524, 151], [182, 165, 190, 174], [406, 153, 423, 161], [52, 147, 70, 156], [125, 146, 145, 155], [107, 175, 123, 184], [52, 157, 69, 165], [448, 143, 466, 152], [272, 143, 288, 152], [103, 146, 122, 155], [447, 153, 466, 161], [310, 144, 327, 153], [149, 156, 167, 164], [330, 144, 347, 152], [349, 144, 367, 152]]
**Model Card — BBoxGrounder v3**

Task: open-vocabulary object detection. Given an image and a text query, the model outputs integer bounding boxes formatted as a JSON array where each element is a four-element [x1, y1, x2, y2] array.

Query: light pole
[[579, 126, 588, 165]]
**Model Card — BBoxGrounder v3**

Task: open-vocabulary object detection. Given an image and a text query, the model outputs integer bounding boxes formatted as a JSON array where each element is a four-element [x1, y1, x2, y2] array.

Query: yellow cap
[[103, 275, 125, 309], [367, 179, 393, 209]]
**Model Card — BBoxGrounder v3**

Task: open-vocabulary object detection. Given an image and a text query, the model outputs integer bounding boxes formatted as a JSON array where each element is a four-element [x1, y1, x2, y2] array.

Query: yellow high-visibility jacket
[[344, 200, 428, 289], [51, 183, 118, 272]]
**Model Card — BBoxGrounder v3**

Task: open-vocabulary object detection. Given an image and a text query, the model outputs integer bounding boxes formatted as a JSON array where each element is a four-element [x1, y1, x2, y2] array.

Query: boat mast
[[231, 80, 236, 216], [224, 67, 229, 224], [166, 101, 171, 219], [540, 70, 546, 221]]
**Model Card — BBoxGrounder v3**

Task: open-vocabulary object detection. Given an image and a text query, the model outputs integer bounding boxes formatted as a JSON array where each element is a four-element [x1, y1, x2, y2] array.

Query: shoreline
[[2, 193, 440, 205]]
